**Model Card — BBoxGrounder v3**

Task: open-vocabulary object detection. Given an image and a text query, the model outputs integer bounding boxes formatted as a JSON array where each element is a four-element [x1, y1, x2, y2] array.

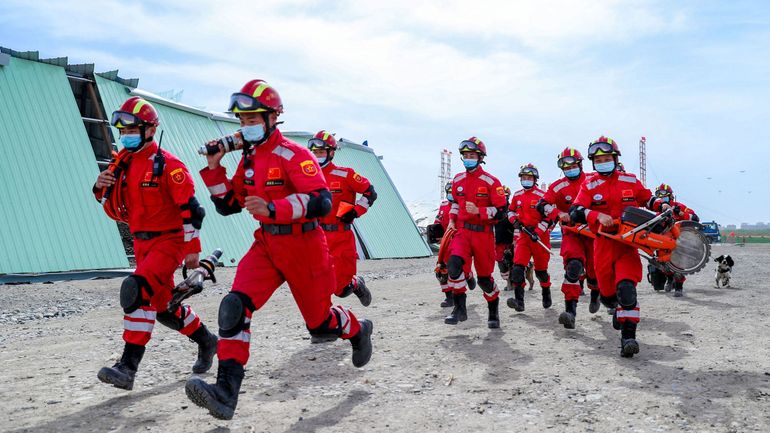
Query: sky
[[2, 0, 769, 225]]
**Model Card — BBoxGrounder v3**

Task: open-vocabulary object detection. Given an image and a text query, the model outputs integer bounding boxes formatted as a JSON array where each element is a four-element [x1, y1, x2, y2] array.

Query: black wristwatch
[[267, 202, 276, 219]]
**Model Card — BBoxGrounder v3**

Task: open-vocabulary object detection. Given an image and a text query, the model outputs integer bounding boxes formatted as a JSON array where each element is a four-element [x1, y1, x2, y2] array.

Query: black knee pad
[[218, 292, 251, 338], [478, 276, 495, 294], [535, 270, 550, 283], [307, 310, 342, 338], [447, 255, 465, 280], [617, 280, 637, 309], [511, 265, 526, 284], [497, 261, 510, 273], [120, 275, 150, 314], [564, 259, 584, 283], [156, 310, 184, 330]]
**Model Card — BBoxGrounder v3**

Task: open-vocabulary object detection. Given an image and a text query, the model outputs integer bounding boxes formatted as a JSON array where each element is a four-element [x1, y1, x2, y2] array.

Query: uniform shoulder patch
[[170, 167, 186, 184], [496, 186, 505, 196], [300, 160, 318, 176], [353, 172, 364, 183]]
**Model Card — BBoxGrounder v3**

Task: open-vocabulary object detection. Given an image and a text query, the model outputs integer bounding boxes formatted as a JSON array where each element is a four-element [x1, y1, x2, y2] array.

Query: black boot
[[190, 324, 218, 374], [352, 276, 372, 306], [97, 343, 145, 390], [558, 300, 577, 329], [620, 321, 639, 358], [440, 291, 454, 308], [541, 287, 552, 309], [673, 280, 684, 297], [506, 285, 525, 311], [466, 275, 477, 291], [445, 293, 467, 324], [588, 290, 600, 314], [186, 359, 245, 420], [349, 319, 373, 367], [487, 298, 500, 329]]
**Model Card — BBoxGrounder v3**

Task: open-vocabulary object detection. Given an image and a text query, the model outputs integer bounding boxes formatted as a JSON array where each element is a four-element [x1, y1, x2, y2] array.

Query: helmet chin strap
[[126, 124, 153, 153]]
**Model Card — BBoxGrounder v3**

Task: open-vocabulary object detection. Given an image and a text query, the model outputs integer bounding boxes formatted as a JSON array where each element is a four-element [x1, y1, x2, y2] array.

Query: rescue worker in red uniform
[[647, 183, 699, 297], [494, 186, 515, 292], [445, 137, 508, 328], [93, 96, 218, 391], [431, 181, 456, 307], [507, 164, 553, 312], [537, 148, 600, 329], [308, 130, 377, 306], [571, 136, 669, 357], [186, 80, 373, 420]]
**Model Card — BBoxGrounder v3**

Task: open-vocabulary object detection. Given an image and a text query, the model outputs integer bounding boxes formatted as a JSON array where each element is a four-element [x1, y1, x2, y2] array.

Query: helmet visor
[[655, 189, 672, 198], [459, 140, 483, 153], [588, 141, 615, 156], [228, 93, 270, 113], [519, 167, 539, 178], [307, 138, 330, 150], [557, 155, 580, 168], [111, 111, 142, 128]]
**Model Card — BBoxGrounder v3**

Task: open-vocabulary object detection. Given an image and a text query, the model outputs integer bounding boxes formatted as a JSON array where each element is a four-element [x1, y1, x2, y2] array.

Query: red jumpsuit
[[448, 168, 507, 301], [509, 186, 552, 287], [200, 130, 360, 366], [542, 173, 597, 301], [320, 162, 374, 296], [94, 142, 203, 346], [573, 171, 656, 325]]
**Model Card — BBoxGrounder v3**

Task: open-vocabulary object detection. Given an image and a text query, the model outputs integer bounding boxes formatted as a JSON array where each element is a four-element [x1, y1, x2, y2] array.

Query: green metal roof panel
[[284, 134, 431, 259], [0, 57, 129, 273], [95, 76, 257, 265]]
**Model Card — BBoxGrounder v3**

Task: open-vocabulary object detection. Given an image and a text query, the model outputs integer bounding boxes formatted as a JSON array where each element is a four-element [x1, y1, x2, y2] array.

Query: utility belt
[[132, 229, 182, 241], [463, 223, 492, 233], [261, 221, 319, 235], [321, 223, 352, 232]]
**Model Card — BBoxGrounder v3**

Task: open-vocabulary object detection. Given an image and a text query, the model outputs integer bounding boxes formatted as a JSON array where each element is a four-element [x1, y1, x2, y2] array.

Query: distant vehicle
[[701, 221, 721, 243]]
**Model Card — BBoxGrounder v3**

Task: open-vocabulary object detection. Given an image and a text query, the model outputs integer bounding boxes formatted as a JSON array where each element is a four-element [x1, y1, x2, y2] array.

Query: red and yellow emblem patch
[[300, 160, 318, 176], [496, 186, 505, 196], [170, 168, 186, 184], [353, 172, 363, 183], [268, 167, 281, 179]]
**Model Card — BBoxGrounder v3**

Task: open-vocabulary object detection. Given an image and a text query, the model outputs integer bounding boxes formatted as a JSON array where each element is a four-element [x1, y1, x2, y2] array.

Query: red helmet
[[459, 136, 487, 156], [587, 136, 621, 159], [518, 163, 539, 179], [655, 183, 674, 198], [229, 79, 284, 114], [111, 96, 159, 128], [444, 181, 453, 194], [557, 147, 583, 168], [308, 130, 337, 151]]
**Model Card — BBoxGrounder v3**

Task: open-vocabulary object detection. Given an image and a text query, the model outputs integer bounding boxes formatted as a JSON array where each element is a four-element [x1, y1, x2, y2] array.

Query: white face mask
[[241, 124, 265, 142]]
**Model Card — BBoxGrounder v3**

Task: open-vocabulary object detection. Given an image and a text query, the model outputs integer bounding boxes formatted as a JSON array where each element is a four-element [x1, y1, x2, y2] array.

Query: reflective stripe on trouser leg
[[176, 304, 201, 336], [218, 308, 252, 366], [330, 305, 361, 339], [561, 282, 581, 301], [448, 271, 467, 294], [615, 303, 640, 324], [482, 281, 499, 302], [123, 306, 156, 346]]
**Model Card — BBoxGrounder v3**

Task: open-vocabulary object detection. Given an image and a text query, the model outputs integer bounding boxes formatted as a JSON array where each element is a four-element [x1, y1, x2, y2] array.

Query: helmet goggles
[[228, 93, 272, 113]]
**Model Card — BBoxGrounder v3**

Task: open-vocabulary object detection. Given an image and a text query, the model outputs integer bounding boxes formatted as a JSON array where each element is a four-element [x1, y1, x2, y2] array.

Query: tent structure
[[0, 47, 430, 276]]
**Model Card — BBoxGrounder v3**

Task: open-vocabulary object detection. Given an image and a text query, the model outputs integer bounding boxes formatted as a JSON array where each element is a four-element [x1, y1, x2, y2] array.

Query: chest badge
[[565, 195, 572, 201], [268, 167, 281, 179], [593, 194, 603, 200], [245, 168, 255, 178]]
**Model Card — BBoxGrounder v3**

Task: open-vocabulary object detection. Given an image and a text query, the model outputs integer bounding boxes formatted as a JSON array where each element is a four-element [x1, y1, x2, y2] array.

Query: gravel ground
[[1, 244, 769, 433]]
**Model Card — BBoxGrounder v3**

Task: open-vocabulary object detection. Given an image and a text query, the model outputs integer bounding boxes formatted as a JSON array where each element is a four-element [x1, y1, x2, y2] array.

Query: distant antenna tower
[[639, 137, 647, 186], [440, 149, 453, 200]]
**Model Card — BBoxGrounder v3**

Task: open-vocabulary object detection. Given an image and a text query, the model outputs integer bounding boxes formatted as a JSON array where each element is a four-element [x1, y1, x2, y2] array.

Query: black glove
[[673, 205, 682, 215], [511, 220, 523, 231], [525, 226, 539, 242], [339, 208, 358, 224]]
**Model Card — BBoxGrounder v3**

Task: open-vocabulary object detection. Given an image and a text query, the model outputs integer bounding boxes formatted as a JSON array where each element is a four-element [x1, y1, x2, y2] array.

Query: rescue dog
[[714, 255, 734, 288]]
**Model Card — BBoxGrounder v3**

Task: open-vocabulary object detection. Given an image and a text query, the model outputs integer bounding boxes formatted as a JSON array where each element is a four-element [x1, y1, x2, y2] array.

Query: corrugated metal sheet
[[95, 76, 256, 265], [284, 134, 431, 259], [0, 57, 129, 273]]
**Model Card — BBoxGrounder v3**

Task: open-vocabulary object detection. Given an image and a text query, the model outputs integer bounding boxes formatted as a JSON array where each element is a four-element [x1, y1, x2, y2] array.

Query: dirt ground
[[1, 244, 769, 433]]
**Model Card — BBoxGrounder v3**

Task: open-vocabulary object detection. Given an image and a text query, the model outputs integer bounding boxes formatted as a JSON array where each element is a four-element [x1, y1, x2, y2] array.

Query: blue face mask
[[316, 156, 328, 166], [241, 124, 265, 142], [563, 168, 581, 178], [661, 196, 670, 203], [521, 179, 534, 188], [595, 161, 616, 174], [446, 193, 454, 202], [120, 134, 142, 150], [463, 158, 479, 170]]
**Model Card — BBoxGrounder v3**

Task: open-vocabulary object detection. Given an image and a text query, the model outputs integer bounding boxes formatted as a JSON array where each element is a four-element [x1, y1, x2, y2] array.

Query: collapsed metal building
[[0, 47, 430, 277]]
